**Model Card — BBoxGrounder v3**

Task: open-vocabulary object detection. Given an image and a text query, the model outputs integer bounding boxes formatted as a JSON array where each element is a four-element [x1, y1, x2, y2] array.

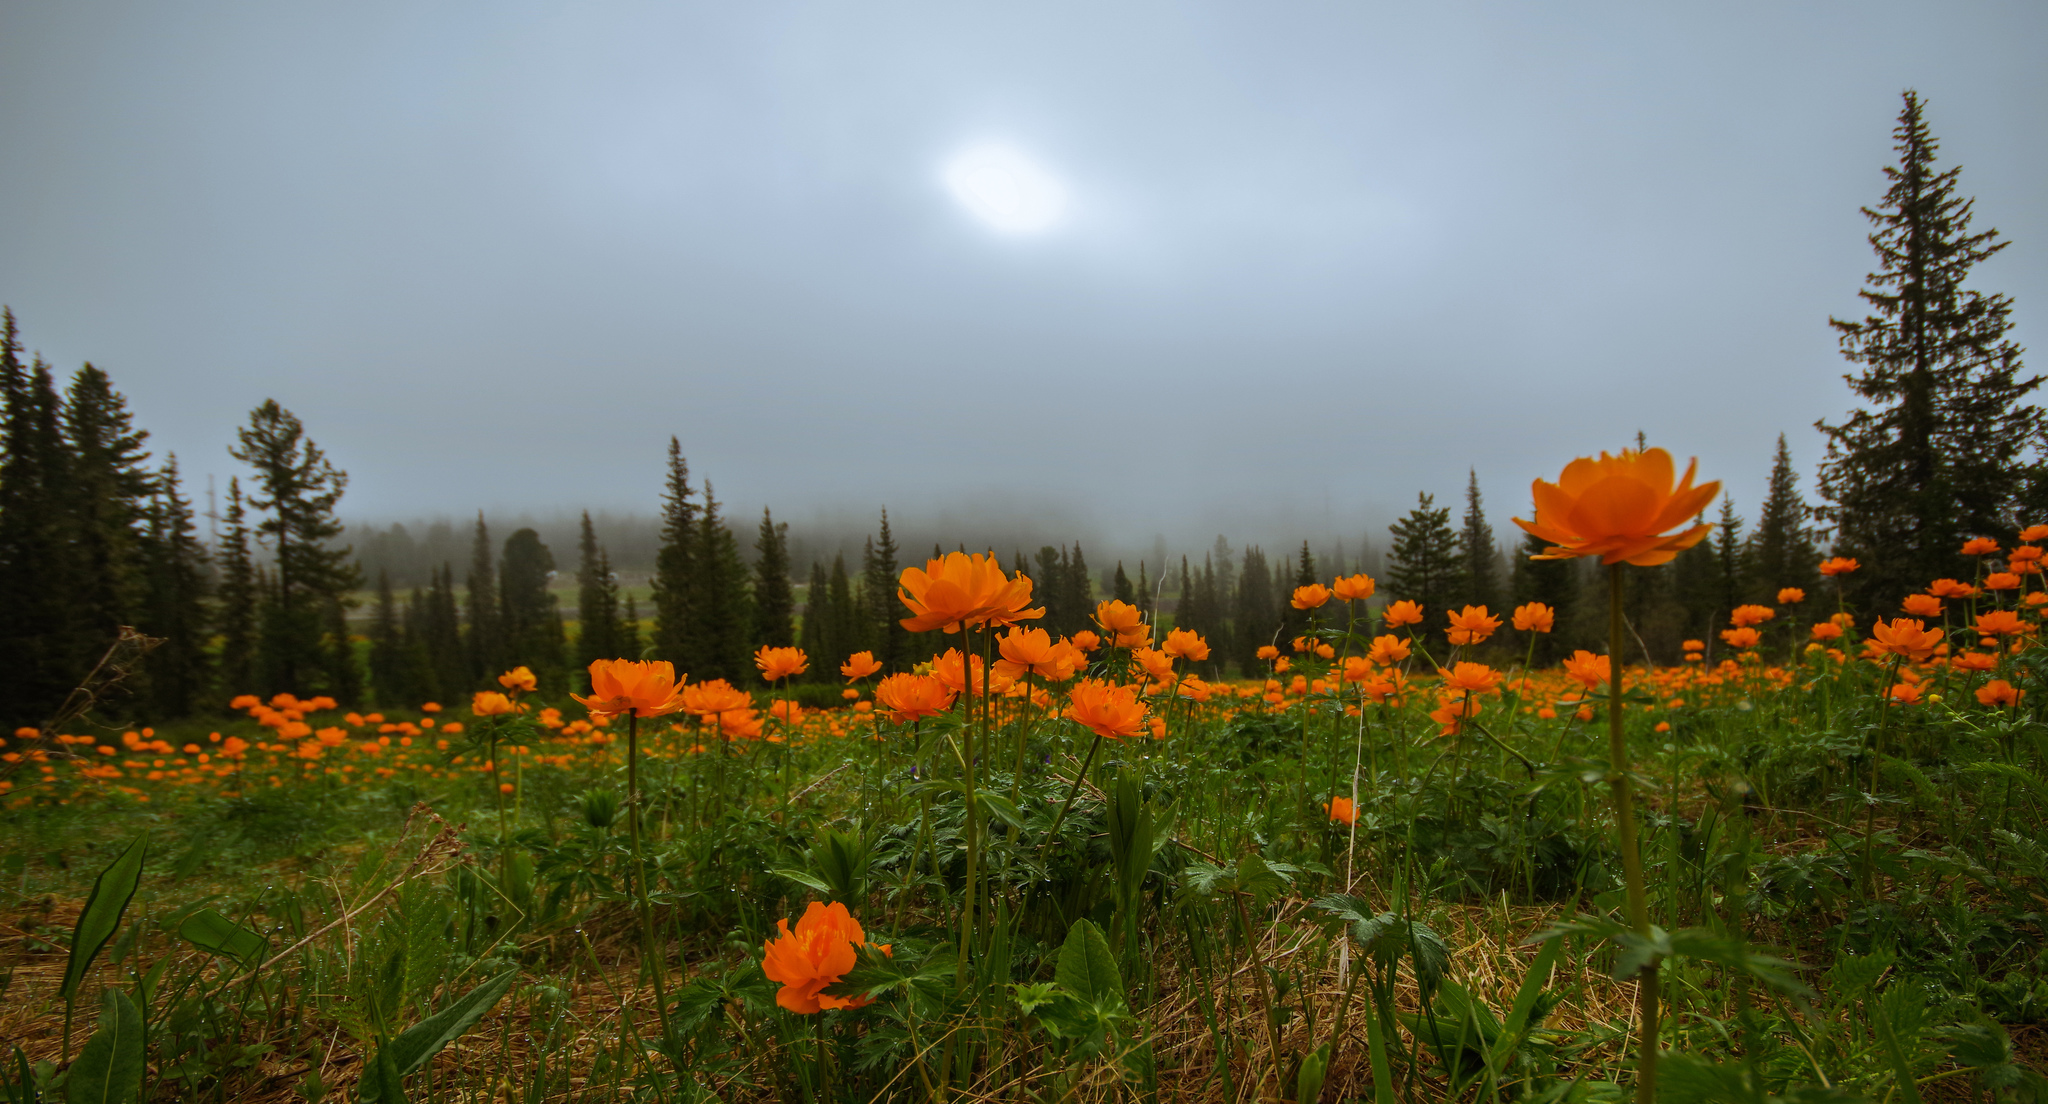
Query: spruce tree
[[692, 482, 754, 681], [799, 561, 831, 678], [0, 323, 79, 725], [1112, 562, 1134, 604], [1280, 542, 1319, 639], [62, 364, 154, 661], [823, 553, 861, 668], [1234, 546, 1277, 673], [861, 509, 909, 672], [1135, 561, 1153, 621], [650, 439, 700, 673], [464, 514, 504, 684], [500, 527, 565, 676], [1387, 492, 1461, 649], [138, 456, 211, 717], [752, 508, 795, 649], [1064, 544, 1092, 636], [424, 565, 467, 703], [215, 479, 260, 699], [325, 595, 364, 707], [1817, 90, 2041, 606], [1713, 498, 1747, 625], [229, 400, 357, 697], [1745, 435, 1822, 604], [1671, 518, 1720, 646], [369, 569, 406, 703], [1510, 530, 1579, 664], [1459, 470, 1500, 611], [575, 512, 626, 680]]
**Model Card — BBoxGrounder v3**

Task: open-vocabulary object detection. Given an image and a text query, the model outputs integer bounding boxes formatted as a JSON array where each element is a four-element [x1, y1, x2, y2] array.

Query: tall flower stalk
[[1514, 446, 1718, 1104]]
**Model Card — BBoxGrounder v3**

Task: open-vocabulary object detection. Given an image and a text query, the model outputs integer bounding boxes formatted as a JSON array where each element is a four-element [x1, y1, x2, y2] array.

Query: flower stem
[[1608, 563, 1658, 1104], [626, 711, 671, 1041]]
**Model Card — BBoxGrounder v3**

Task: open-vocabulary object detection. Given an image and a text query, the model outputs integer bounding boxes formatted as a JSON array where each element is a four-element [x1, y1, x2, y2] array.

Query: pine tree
[[229, 400, 357, 697], [620, 591, 643, 661], [650, 439, 700, 673], [1745, 435, 1822, 603], [861, 510, 910, 672], [1064, 544, 1091, 636], [575, 512, 624, 681], [1671, 525, 1719, 647], [0, 320, 79, 726], [692, 482, 754, 681], [1713, 498, 1746, 623], [1112, 562, 1134, 604], [1135, 561, 1153, 621], [1387, 492, 1461, 649], [1817, 90, 2041, 607], [799, 561, 831, 678], [500, 527, 565, 676], [464, 514, 504, 684], [823, 553, 861, 669], [138, 456, 211, 718], [1510, 530, 1579, 664], [369, 569, 405, 703], [423, 564, 466, 703], [1233, 546, 1277, 674], [215, 479, 260, 699], [325, 595, 364, 707], [1280, 542, 1319, 639], [753, 508, 795, 649], [62, 364, 155, 661], [1460, 469, 1500, 612]]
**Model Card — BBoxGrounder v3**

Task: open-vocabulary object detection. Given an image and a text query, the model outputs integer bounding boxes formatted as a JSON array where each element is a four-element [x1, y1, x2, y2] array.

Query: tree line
[[0, 91, 2035, 725]]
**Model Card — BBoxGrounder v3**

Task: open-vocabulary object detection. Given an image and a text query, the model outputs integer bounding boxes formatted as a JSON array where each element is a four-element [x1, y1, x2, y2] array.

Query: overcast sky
[[3, 2, 2043, 554]]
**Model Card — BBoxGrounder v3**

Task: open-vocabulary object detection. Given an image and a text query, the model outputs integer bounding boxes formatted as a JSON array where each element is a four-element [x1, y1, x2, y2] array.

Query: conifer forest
[[3, 88, 2047, 1104]]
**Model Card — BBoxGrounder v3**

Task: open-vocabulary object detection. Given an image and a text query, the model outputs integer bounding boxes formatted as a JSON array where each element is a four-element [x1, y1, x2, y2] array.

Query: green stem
[[626, 711, 671, 1042], [1608, 563, 1658, 1104]]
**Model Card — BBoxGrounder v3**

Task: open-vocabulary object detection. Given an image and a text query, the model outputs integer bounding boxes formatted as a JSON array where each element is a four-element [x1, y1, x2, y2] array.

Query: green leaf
[[359, 967, 517, 1101], [1296, 1043, 1330, 1104], [358, 1044, 410, 1104], [177, 909, 267, 965], [62, 836, 148, 1002], [1053, 919, 1123, 1009], [976, 792, 1026, 831], [769, 868, 834, 895], [65, 989, 144, 1104]]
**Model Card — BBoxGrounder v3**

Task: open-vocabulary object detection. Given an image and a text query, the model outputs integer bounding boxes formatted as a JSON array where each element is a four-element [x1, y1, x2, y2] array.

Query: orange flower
[[1681, 639, 1705, 652], [1064, 679, 1148, 740], [471, 691, 516, 716], [1162, 628, 1210, 662], [1720, 627, 1762, 651], [1069, 630, 1101, 653], [1810, 622, 1844, 642], [1440, 661, 1502, 695], [1339, 655, 1375, 684], [679, 678, 752, 718], [1899, 593, 1942, 618], [1729, 605, 1776, 628], [1951, 650, 1997, 672], [1983, 572, 2022, 592], [761, 901, 886, 1014], [1888, 682, 1924, 705], [1332, 574, 1376, 602], [1928, 578, 1978, 599], [1093, 600, 1150, 647], [1366, 634, 1411, 666], [1962, 537, 2001, 556], [897, 552, 1044, 634], [1562, 650, 1612, 691], [2021, 525, 2048, 543], [1324, 795, 1357, 825], [576, 659, 688, 720], [994, 627, 1059, 680], [1382, 600, 1423, 629], [932, 649, 1014, 696], [1131, 646, 1176, 683], [770, 700, 802, 723], [1976, 679, 2023, 707], [1869, 618, 1942, 662], [873, 673, 956, 722], [1975, 609, 2028, 637], [1512, 602, 1555, 633], [1445, 605, 1502, 647], [840, 651, 883, 681], [2009, 546, 2043, 565], [1819, 557, 1860, 577], [1515, 448, 1719, 566], [1777, 588, 1806, 605], [1255, 644, 1281, 661], [498, 666, 538, 693], [755, 646, 810, 682], [1291, 584, 1332, 610], [1429, 695, 1480, 736]]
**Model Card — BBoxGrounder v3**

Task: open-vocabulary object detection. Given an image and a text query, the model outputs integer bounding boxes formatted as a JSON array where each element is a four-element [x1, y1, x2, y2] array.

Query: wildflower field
[[2, 450, 2045, 1104]]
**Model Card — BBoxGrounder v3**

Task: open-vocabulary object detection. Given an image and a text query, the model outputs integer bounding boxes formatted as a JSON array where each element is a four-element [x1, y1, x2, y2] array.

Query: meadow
[[2, 450, 2045, 1104]]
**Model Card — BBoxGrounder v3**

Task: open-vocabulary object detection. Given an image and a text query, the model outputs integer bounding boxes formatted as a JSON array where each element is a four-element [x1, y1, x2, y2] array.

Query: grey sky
[[3, 2, 2044, 556]]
